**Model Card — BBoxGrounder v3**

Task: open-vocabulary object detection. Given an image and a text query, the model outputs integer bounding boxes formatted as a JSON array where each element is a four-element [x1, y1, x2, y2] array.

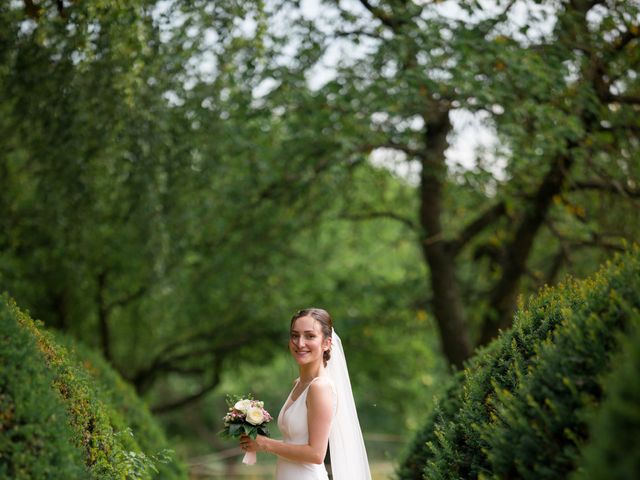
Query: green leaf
[[229, 424, 242, 436]]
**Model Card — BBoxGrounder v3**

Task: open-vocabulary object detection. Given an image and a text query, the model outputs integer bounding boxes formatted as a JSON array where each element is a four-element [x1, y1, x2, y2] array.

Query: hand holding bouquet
[[219, 394, 273, 465]]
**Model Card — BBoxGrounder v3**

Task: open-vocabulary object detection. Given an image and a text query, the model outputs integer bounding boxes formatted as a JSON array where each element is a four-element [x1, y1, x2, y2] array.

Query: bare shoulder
[[308, 376, 334, 396], [307, 377, 334, 420]]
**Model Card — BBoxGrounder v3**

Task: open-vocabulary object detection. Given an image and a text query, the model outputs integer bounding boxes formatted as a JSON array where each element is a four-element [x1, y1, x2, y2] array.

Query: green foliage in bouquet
[[0, 294, 187, 480], [396, 245, 640, 479], [570, 322, 640, 480], [219, 393, 273, 441]]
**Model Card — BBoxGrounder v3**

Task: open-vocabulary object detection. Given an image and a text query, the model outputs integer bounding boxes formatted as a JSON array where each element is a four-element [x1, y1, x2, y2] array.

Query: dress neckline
[[282, 376, 322, 417]]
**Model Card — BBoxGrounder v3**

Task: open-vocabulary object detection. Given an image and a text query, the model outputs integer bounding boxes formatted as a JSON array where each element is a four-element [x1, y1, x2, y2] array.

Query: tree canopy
[[1, 1, 639, 470]]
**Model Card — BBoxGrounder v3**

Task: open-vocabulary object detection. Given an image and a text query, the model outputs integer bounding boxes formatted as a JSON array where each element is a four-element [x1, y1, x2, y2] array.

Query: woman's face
[[289, 316, 330, 365]]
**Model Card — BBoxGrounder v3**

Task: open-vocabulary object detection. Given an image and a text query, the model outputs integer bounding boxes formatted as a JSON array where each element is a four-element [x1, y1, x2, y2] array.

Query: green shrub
[[570, 322, 640, 480], [410, 274, 591, 479], [478, 262, 640, 479], [0, 295, 86, 479], [396, 245, 640, 479], [393, 374, 463, 480], [459, 247, 639, 479], [0, 294, 187, 479], [53, 333, 187, 480]]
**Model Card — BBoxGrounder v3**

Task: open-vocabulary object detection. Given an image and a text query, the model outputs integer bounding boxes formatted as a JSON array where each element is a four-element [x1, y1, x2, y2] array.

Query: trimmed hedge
[[394, 374, 463, 480], [53, 333, 188, 480], [0, 297, 86, 479], [570, 322, 640, 480], [396, 245, 640, 479], [0, 295, 187, 479]]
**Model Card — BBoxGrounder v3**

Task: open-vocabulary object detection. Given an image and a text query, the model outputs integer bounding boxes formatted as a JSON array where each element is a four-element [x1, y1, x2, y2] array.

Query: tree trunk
[[96, 271, 112, 362], [479, 154, 574, 345], [476, 0, 600, 345], [419, 109, 472, 368], [52, 288, 70, 331]]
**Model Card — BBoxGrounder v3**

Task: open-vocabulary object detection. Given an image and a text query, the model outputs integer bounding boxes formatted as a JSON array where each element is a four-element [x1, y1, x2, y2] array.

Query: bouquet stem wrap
[[242, 451, 257, 465]]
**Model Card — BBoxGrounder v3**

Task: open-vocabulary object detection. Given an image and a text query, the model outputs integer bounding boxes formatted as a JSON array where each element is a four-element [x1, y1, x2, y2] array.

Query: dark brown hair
[[290, 308, 333, 367]]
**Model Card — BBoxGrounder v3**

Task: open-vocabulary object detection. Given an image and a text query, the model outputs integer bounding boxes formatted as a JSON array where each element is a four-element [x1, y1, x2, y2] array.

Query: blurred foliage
[[309, 0, 640, 361], [161, 202, 447, 464], [0, 294, 186, 479], [396, 245, 640, 479], [1, 0, 639, 471]]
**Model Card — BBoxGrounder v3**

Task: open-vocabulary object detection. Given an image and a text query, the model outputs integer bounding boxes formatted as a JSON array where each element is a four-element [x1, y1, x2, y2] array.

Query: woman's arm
[[241, 378, 334, 464]]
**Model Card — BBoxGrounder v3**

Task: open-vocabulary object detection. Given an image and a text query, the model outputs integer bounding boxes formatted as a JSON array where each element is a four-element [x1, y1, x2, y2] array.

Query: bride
[[239, 308, 372, 479]]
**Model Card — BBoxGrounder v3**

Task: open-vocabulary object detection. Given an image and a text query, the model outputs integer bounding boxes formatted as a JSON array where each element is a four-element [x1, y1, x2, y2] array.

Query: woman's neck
[[299, 363, 325, 383]]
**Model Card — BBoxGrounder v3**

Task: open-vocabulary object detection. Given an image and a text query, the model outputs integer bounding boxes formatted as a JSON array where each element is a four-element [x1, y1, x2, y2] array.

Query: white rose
[[234, 399, 252, 414], [246, 406, 265, 425]]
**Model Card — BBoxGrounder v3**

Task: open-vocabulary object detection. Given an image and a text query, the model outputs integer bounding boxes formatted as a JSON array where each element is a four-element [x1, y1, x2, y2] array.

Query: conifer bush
[[396, 245, 640, 479], [0, 296, 86, 479], [394, 374, 463, 480], [0, 294, 187, 479], [570, 322, 640, 480], [53, 333, 188, 480]]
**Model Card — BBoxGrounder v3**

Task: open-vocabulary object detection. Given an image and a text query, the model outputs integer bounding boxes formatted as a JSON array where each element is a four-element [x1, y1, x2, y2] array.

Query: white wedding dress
[[275, 376, 338, 480]]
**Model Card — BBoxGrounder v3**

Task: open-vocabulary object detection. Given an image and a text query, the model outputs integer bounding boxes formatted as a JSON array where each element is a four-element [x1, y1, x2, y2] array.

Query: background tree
[[1, 0, 441, 429], [1, 0, 639, 472], [257, 0, 640, 366], [1, 0, 324, 410]]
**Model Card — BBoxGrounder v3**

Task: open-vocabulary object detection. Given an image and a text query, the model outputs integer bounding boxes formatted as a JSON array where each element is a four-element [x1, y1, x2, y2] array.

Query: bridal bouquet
[[219, 394, 273, 465]]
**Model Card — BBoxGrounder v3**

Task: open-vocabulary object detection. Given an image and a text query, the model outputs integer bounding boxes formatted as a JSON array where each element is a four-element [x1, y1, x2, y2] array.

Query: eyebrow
[[290, 330, 316, 333]]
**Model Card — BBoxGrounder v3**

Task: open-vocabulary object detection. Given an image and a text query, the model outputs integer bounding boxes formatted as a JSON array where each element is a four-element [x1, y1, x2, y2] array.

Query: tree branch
[[55, 0, 66, 18], [479, 151, 576, 345], [564, 237, 627, 252], [597, 124, 640, 134], [447, 201, 507, 257], [23, 0, 41, 19], [132, 343, 214, 392], [604, 94, 640, 105], [96, 271, 112, 363], [357, 0, 403, 30], [546, 218, 627, 254], [360, 140, 424, 159], [568, 179, 640, 198], [338, 210, 419, 232], [545, 245, 569, 286], [193, 155, 364, 260], [131, 330, 278, 395], [105, 284, 149, 314], [333, 28, 384, 41], [151, 360, 222, 414], [611, 23, 640, 53], [477, 0, 518, 37]]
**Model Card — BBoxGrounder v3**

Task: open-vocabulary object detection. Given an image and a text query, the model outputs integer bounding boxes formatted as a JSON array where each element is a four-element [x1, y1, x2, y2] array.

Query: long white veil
[[325, 327, 372, 479]]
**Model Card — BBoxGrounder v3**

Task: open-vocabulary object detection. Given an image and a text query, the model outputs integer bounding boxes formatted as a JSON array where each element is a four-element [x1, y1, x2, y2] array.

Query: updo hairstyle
[[290, 308, 333, 367]]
